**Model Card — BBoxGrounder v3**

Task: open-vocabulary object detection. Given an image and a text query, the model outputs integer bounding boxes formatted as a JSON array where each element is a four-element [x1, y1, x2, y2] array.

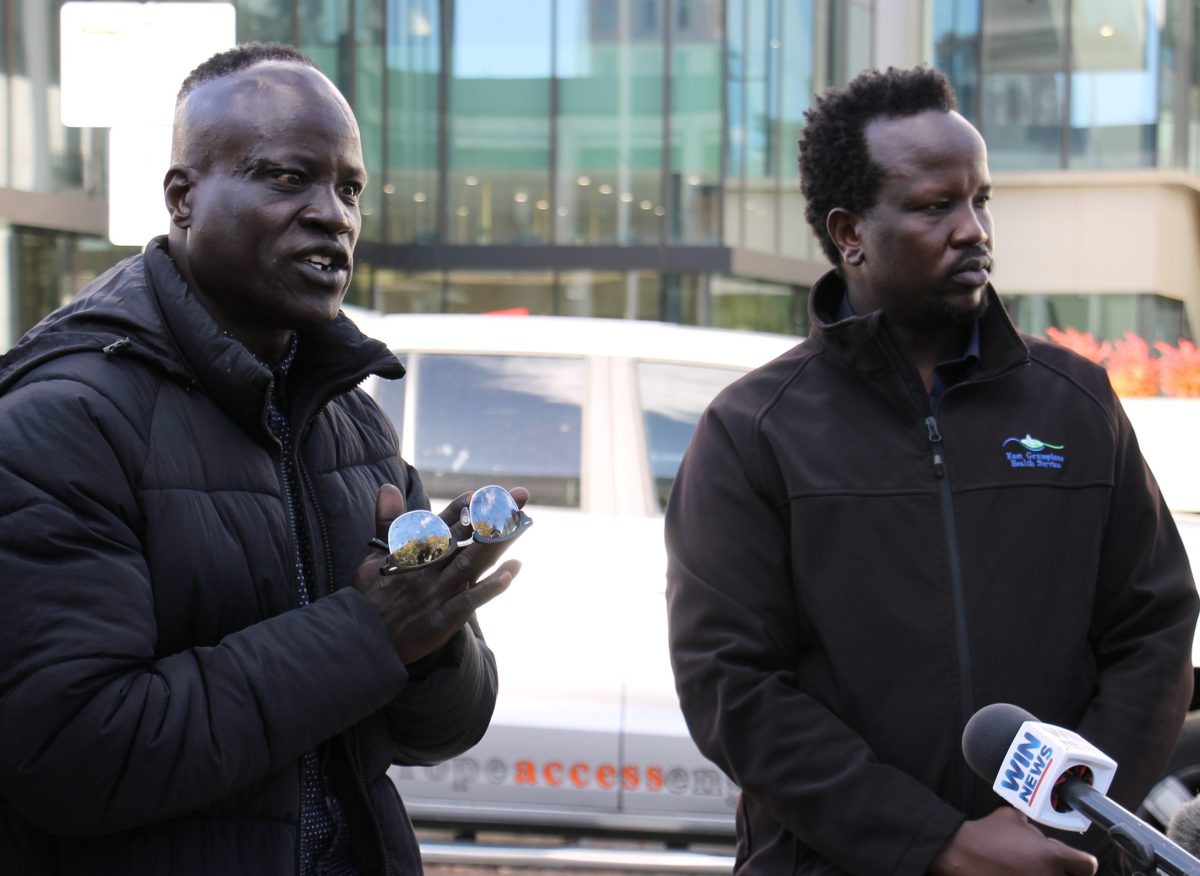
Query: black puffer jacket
[[665, 270, 1197, 875], [0, 238, 498, 875]]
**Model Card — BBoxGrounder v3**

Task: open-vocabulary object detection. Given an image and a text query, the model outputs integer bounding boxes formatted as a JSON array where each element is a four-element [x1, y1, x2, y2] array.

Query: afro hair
[[799, 67, 958, 265]]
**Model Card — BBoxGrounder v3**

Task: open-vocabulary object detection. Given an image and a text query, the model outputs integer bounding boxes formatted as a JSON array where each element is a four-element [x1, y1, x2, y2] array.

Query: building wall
[[0, 0, 1198, 351]]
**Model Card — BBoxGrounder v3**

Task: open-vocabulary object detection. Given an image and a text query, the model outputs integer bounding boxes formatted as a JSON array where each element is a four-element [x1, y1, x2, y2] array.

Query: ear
[[826, 207, 865, 267], [164, 165, 194, 229]]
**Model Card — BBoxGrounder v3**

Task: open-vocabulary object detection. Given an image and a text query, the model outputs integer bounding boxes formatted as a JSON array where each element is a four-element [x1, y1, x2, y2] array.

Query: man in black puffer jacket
[[0, 43, 522, 875]]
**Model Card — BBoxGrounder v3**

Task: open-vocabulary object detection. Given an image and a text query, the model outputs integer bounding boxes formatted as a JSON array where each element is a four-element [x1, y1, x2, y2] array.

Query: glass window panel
[[11, 227, 136, 338], [724, 0, 745, 246], [373, 269, 444, 313], [1043, 293, 1091, 332], [9, 0, 100, 195], [1097, 294, 1139, 341], [297, 1, 351, 93], [385, 0, 440, 244], [742, 0, 779, 253], [828, 0, 872, 88], [669, 0, 722, 244], [710, 274, 801, 334], [1068, 0, 1157, 169], [931, 0, 981, 124], [1191, 0, 1200, 175], [373, 371, 407, 447], [637, 361, 745, 510], [355, 0, 386, 242], [980, 0, 1066, 170], [556, 270, 661, 319], [1158, 0, 1185, 168], [412, 354, 585, 506], [1137, 293, 1191, 343], [236, 0, 293, 42], [449, 0, 552, 244], [443, 270, 556, 314], [556, 0, 664, 246]]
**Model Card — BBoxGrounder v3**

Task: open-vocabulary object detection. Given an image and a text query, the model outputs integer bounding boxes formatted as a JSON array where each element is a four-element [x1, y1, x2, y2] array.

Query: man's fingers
[[1048, 840, 1097, 876], [375, 483, 406, 540], [454, 560, 520, 614]]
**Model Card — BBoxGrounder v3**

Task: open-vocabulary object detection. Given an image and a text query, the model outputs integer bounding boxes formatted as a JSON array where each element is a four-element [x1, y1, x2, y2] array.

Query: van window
[[373, 371, 407, 446], [636, 362, 745, 511], [412, 353, 585, 507]]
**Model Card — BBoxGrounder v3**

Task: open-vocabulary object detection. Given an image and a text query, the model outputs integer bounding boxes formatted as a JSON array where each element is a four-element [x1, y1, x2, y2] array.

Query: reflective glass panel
[[724, 0, 745, 245], [449, 0, 552, 244], [669, 0, 722, 244], [637, 361, 745, 510], [556, 270, 662, 319], [385, 0, 440, 244], [931, 0, 981, 123], [11, 228, 136, 338], [373, 269, 444, 313], [778, 0, 815, 259], [827, 0, 871, 88], [742, 0, 779, 252], [9, 0, 101, 195], [1068, 0, 1157, 169], [556, 0, 664, 245], [373, 369, 407, 446], [711, 274, 799, 334], [237, 0, 292, 42], [443, 270, 556, 314], [411, 354, 585, 506], [354, 0, 387, 242], [980, 0, 1066, 170]]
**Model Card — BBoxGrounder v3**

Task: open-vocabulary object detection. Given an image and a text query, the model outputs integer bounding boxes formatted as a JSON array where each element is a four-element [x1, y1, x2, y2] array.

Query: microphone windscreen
[[1168, 796, 1200, 857], [962, 702, 1038, 782]]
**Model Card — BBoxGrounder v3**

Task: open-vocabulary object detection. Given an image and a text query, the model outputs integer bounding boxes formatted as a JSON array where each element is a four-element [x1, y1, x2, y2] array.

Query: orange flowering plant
[[1045, 328, 1200, 397], [1155, 339, 1200, 397]]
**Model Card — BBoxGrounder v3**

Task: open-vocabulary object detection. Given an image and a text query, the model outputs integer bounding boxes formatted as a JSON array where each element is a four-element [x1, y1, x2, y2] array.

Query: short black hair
[[176, 42, 316, 104], [799, 67, 958, 265]]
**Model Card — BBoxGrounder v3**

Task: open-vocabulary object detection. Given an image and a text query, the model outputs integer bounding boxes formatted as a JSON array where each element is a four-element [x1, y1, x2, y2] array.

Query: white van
[[353, 311, 799, 838]]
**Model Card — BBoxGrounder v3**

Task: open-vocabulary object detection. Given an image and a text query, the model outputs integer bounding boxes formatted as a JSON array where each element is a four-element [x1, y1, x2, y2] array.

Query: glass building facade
[[1, 0, 1198, 347], [931, 0, 1200, 342]]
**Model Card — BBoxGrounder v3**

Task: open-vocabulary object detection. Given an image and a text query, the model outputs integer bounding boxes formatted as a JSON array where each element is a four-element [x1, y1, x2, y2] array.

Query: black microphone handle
[[1059, 775, 1200, 876]]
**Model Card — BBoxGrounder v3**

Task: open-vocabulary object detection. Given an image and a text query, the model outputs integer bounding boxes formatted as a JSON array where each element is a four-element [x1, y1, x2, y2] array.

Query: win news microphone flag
[[962, 703, 1200, 876]]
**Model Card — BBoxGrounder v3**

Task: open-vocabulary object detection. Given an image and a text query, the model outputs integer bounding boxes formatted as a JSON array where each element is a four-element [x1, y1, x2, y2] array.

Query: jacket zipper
[[296, 411, 392, 875], [925, 414, 976, 806]]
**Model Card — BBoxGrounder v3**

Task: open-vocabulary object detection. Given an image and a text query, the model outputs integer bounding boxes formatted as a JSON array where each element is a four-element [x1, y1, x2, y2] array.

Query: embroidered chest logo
[[1003, 434, 1066, 470]]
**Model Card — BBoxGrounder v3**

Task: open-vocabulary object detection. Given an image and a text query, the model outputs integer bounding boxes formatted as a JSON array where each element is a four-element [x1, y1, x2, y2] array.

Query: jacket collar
[[143, 237, 405, 440], [807, 268, 1029, 385]]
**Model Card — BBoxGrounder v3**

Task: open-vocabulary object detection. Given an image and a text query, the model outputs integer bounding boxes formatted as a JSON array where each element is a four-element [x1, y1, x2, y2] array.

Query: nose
[[300, 185, 357, 236], [952, 203, 990, 248]]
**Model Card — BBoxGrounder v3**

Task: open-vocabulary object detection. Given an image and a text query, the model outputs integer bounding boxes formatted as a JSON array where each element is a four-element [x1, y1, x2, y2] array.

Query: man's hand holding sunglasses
[[353, 483, 529, 666]]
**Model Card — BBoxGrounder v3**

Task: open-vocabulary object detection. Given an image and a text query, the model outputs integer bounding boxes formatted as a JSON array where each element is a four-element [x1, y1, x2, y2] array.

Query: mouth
[[294, 246, 351, 283], [949, 256, 991, 288]]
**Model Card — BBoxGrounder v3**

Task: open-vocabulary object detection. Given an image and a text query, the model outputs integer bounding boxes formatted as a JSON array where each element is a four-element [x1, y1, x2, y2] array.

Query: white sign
[[60, 2, 236, 128], [60, 2, 235, 246]]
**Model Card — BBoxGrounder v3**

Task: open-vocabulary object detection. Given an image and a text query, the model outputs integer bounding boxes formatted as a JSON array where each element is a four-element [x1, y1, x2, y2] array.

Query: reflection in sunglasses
[[380, 484, 532, 575]]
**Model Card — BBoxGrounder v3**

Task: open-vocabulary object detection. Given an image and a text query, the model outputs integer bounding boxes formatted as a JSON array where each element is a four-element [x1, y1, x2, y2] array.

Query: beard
[[914, 289, 990, 331]]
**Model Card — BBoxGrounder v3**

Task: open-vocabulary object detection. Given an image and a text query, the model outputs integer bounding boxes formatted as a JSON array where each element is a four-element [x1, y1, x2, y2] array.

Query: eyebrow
[[234, 156, 278, 178]]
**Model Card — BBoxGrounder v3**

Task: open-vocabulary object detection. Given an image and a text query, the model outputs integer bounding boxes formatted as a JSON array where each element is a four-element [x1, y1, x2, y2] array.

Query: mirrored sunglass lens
[[386, 510, 453, 568], [468, 484, 525, 542]]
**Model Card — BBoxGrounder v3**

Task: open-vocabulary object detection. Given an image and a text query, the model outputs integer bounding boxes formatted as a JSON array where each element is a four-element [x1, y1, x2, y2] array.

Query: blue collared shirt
[[837, 293, 980, 408]]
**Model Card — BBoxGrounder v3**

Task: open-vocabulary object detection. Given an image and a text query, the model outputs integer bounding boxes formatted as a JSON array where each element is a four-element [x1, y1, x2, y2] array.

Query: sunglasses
[[370, 484, 532, 574]]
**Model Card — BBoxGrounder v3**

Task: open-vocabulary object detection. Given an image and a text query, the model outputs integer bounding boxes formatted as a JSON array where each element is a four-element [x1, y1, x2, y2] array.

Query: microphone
[[963, 703, 1200, 876], [1169, 796, 1200, 858]]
